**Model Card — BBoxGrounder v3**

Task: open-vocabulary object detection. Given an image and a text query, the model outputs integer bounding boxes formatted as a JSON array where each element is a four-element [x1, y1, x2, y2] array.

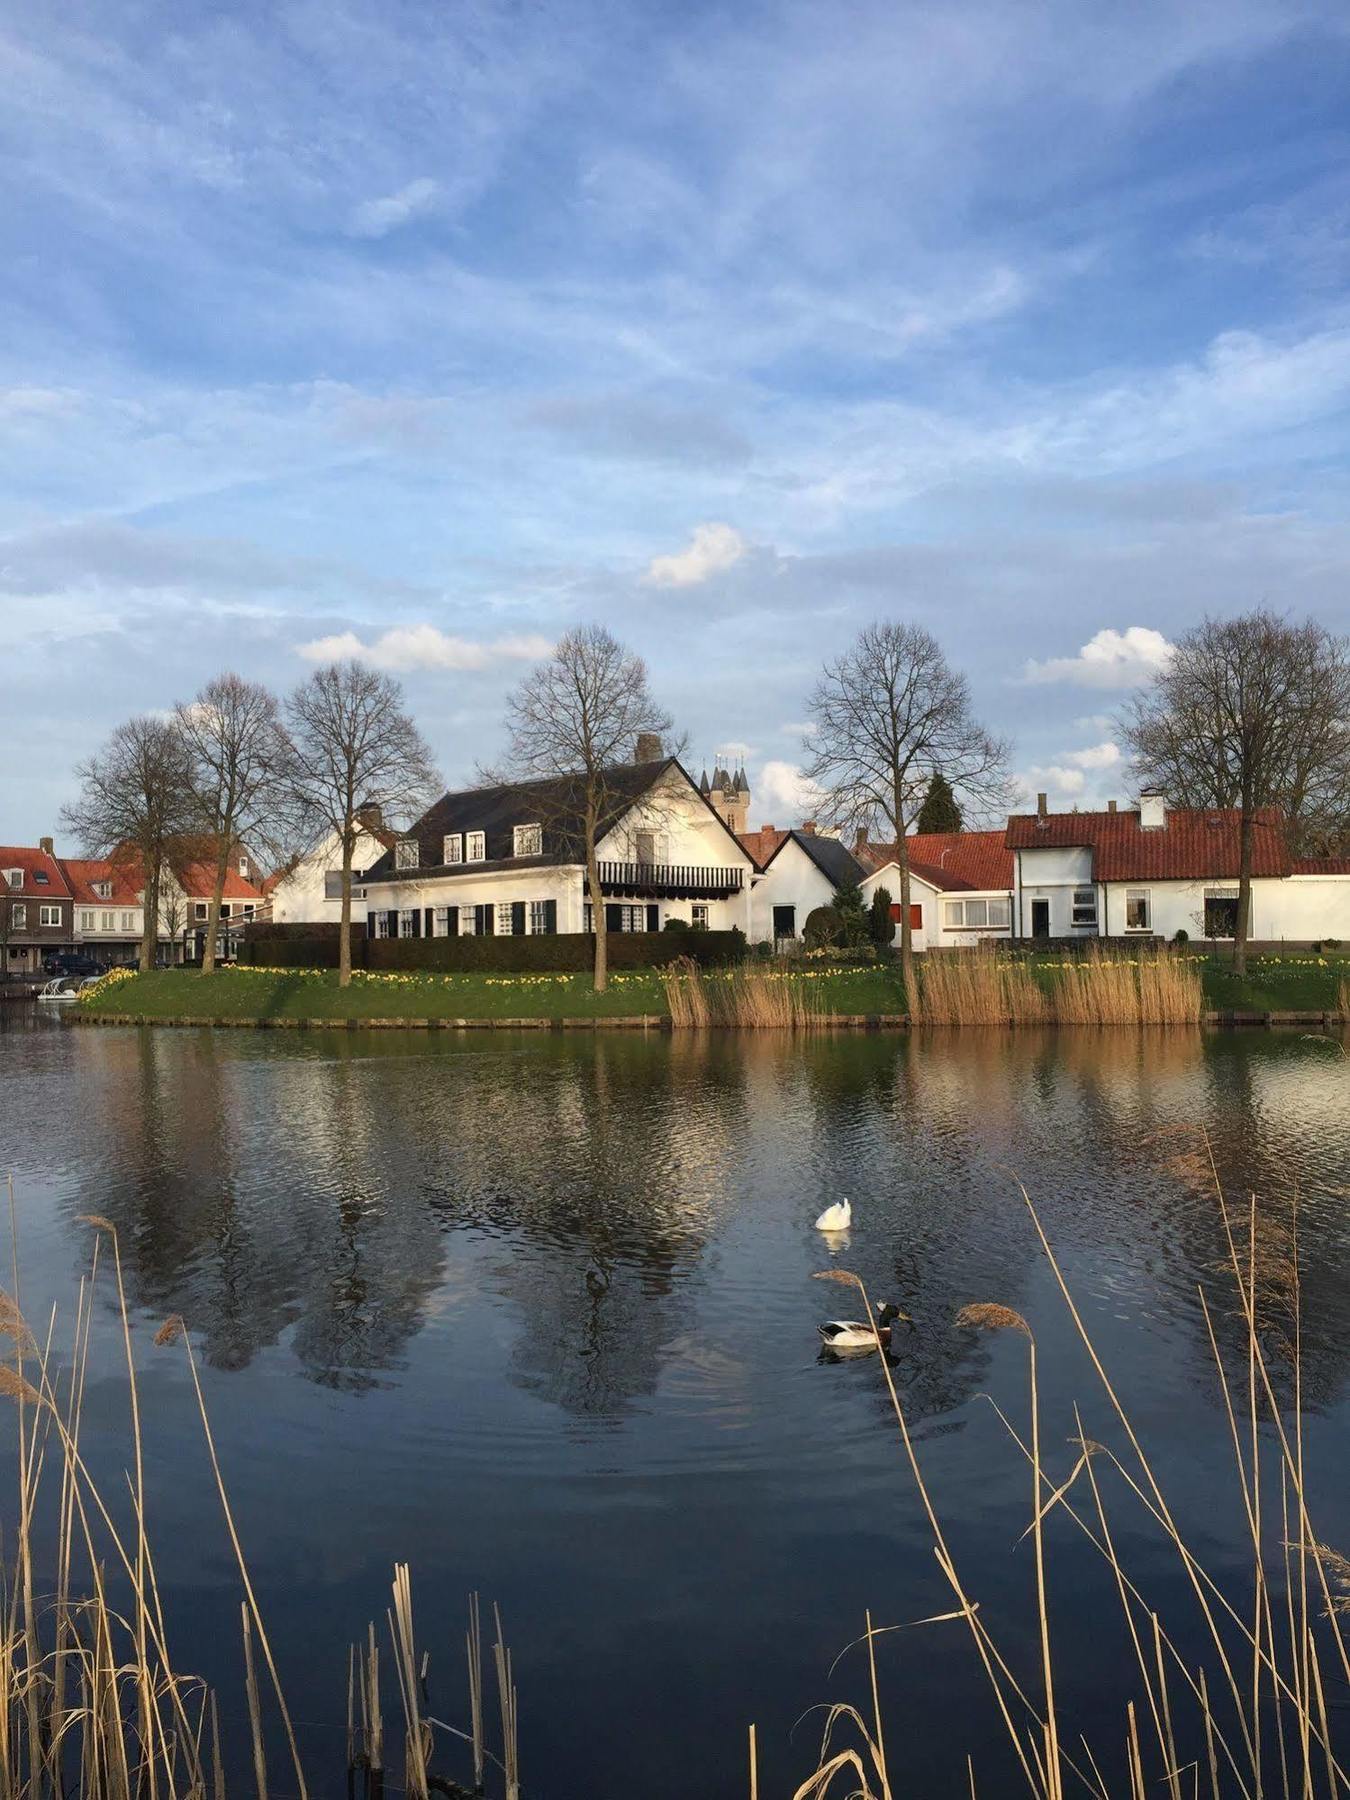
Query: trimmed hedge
[[369, 930, 745, 973], [242, 928, 745, 973]]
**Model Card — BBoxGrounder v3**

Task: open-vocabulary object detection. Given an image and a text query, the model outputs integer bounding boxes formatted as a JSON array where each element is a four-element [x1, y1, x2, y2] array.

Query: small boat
[[36, 978, 80, 1004]]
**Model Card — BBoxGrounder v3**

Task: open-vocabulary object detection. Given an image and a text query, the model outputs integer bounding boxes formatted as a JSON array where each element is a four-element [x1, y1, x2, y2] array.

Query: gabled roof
[[173, 863, 266, 901], [368, 757, 752, 881], [1005, 806, 1291, 882], [0, 846, 72, 899], [761, 829, 867, 889], [859, 831, 1013, 893]]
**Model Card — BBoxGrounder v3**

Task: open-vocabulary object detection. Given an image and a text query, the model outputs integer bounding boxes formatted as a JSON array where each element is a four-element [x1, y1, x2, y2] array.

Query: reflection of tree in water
[[69, 1032, 448, 1388], [416, 1033, 752, 1419]]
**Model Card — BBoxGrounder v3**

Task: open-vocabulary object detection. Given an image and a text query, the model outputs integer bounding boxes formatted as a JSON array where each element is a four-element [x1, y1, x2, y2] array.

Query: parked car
[[42, 953, 107, 978]]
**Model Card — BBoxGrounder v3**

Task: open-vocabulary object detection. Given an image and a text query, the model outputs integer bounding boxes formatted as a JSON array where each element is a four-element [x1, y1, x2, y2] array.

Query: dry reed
[[662, 958, 828, 1030], [916, 945, 1047, 1026], [770, 1148, 1349, 1799], [916, 942, 1201, 1028]]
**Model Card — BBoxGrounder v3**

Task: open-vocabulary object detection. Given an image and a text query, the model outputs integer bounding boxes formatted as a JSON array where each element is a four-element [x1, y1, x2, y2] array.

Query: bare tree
[[176, 673, 294, 975], [156, 877, 191, 967], [286, 662, 439, 986], [1122, 610, 1350, 974], [805, 622, 1012, 1011], [498, 625, 674, 992], [61, 717, 201, 972]]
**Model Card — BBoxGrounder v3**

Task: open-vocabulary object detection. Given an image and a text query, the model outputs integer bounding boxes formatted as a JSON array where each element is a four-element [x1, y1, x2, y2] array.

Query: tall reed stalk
[[773, 1149, 1346, 1798], [662, 958, 828, 1029]]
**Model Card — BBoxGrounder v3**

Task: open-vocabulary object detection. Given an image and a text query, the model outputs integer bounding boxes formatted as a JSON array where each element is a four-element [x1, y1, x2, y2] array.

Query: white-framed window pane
[[691, 904, 709, 928], [466, 832, 486, 862], [443, 834, 462, 865], [100, 911, 114, 930], [11, 905, 25, 928], [374, 913, 389, 939], [395, 839, 419, 870], [398, 909, 417, 938], [497, 902, 515, 935], [460, 905, 477, 935], [965, 899, 988, 927], [121, 912, 134, 930], [1125, 890, 1150, 930], [513, 823, 542, 857], [528, 899, 548, 934], [1072, 887, 1098, 927], [42, 906, 61, 927], [80, 910, 93, 930], [989, 898, 1010, 929], [432, 906, 450, 937]]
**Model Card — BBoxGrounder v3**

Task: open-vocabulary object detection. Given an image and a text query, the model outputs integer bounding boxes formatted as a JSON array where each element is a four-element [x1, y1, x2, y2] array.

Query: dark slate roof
[[366, 758, 683, 880], [762, 829, 866, 889]]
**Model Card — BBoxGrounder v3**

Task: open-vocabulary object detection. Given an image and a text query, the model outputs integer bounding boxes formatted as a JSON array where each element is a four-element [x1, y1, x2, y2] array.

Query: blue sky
[[5, 0, 1350, 842]]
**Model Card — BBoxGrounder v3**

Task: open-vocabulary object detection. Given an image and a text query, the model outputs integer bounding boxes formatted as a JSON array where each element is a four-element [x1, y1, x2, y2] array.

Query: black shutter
[[605, 903, 623, 933], [424, 908, 434, 937], [478, 903, 494, 935], [511, 901, 526, 936], [646, 903, 659, 932], [388, 910, 399, 939], [543, 898, 557, 935], [447, 906, 459, 936], [367, 910, 376, 939]]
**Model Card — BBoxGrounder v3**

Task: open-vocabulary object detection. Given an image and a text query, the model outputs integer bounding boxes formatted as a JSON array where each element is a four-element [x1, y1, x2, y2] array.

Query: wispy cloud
[[754, 759, 827, 825], [296, 625, 551, 672], [1022, 627, 1174, 688], [644, 523, 748, 588], [347, 178, 441, 239]]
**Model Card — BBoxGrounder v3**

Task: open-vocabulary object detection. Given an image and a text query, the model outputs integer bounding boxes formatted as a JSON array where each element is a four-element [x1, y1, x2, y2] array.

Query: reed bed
[[663, 957, 829, 1030], [0, 1179, 518, 1800], [773, 1142, 1347, 1798], [1340, 975, 1349, 1020], [915, 942, 1201, 1027], [915, 945, 1048, 1026]]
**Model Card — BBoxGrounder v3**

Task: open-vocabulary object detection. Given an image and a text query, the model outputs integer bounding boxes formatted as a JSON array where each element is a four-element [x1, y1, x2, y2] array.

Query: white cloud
[[754, 759, 828, 825], [1064, 740, 1121, 770], [643, 523, 748, 588], [296, 624, 551, 672], [1021, 626, 1174, 688], [347, 177, 440, 240]]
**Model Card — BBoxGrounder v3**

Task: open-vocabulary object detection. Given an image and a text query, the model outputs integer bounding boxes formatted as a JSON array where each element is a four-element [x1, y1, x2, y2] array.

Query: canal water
[[1, 1013, 1348, 1796]]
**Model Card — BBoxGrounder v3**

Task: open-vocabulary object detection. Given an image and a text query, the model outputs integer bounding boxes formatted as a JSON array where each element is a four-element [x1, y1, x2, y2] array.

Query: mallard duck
[[814, 1198, 852, 1232], [817, 1301, 909, 1351]]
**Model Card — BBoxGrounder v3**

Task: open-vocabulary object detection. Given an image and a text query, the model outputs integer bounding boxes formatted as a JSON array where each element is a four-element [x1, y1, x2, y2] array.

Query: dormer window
[[513, 823, 542, 858], [94, 881, 112, 900], [466, 831, 486, 863], [238, 857, 249, 876], [443, 833, 463, 865], [4, 871, 21, 890], [33, 871, 48, 884], [395, 839, 420, 871]]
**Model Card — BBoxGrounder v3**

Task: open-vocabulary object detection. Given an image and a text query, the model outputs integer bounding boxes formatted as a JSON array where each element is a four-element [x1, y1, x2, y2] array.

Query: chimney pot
[[1107, 800, 1117, 813], [1036, 792, 1047, 819], [635, 732, 663, 764], [39, 836, 53, 856]]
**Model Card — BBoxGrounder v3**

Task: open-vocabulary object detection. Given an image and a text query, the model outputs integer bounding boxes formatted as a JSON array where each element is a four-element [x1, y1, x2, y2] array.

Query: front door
[[1030, 899, 1051, 940], [772, 904, 796, 939]]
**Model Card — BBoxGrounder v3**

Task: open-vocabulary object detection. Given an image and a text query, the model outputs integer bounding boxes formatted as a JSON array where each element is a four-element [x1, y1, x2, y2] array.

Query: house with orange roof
[[0, 840, 75, 972]]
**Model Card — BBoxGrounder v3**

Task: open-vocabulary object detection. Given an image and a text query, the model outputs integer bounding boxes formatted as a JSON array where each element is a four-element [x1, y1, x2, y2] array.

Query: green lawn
[[74, 952, 1348, 1026]]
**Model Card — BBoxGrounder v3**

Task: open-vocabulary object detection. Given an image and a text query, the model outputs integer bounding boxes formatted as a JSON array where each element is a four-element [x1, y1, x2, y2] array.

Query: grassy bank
[[75, 953, 1349, 1028]]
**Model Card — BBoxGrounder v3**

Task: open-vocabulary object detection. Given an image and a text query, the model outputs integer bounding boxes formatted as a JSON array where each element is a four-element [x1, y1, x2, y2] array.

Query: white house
[[856, 831, 1015, 951], [360, 745, 757, 940], [746, 827, 867, 943], [265, 808, 398, 927], [1007, 792, 1350, 944]]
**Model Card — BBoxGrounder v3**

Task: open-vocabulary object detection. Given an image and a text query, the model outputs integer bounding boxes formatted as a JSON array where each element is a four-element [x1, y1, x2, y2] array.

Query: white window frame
[[395, 838, 420, 871], [1071, 887, 1098, 929], [443, 833, 463, 865], [497, 902, 516, 936], [432, 906, 452, 937], [121, 911, 135, 931], [513, 823, 542, 858], [195, 902, 208, 920], [1124, 889, 1151, 932], [466, 831, 486, 863], [11, 904, 26, 928], [691, 903, 710, 929], [4, 870, 21, 890], [100, 910, 115, 931], [374, 913, 390, 939], [80, 910, 94, 931], [40, 905, 61, 927], [238, 857, 249, 877], [460, 905, 478, 936], [528, 899, 549, 935], [398, 908, 417, 938]]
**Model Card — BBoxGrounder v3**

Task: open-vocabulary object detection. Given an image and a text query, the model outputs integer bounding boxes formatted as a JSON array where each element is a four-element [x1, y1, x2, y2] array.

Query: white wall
[[1102, 877, 1350, 943], [1014, 846, 1098, 937], [750, 839, 839, 942], [269, 825, 392, 925], [597, 771, 754, 935]]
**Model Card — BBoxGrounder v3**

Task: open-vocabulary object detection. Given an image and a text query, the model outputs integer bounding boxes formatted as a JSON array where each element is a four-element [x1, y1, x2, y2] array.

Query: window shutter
[[543, 898, 557, 934], [477, 904, 494, 935], [604, 903, 623, 933], [366, 911, 377, 939], [646, 903, 659, 932], [388, 911, 399, 940], [511, 901, 526, 935], [447, 906, 459, 936], [424, 908, 433, 936]]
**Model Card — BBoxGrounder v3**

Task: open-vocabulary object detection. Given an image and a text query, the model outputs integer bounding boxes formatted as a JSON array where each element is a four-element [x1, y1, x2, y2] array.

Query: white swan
[[814, 1198, 852, 1232]]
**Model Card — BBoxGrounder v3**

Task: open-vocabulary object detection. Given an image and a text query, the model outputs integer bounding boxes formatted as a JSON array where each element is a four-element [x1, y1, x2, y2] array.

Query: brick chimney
[[39, 836, 53, 856], [801, 820, 817, 835], [1139, 790, 1167, 831], [635, 732, 664, 764], [1107, 800, 1117, 813], [1036, 792, 1047, 819], [854, 826, 868, 851], [355, 801, 383, 831]]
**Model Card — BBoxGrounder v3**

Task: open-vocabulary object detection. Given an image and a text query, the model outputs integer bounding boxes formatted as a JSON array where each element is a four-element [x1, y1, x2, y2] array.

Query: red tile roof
[[173, 862, 266, 902], [860, 831, 1013, 893], [737, 826, 790, 870], [0, 846, 72, 898], [60, 857, 144, 906], [1005, 807, 1291, 881], [1292, 856, 1350, 876]]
